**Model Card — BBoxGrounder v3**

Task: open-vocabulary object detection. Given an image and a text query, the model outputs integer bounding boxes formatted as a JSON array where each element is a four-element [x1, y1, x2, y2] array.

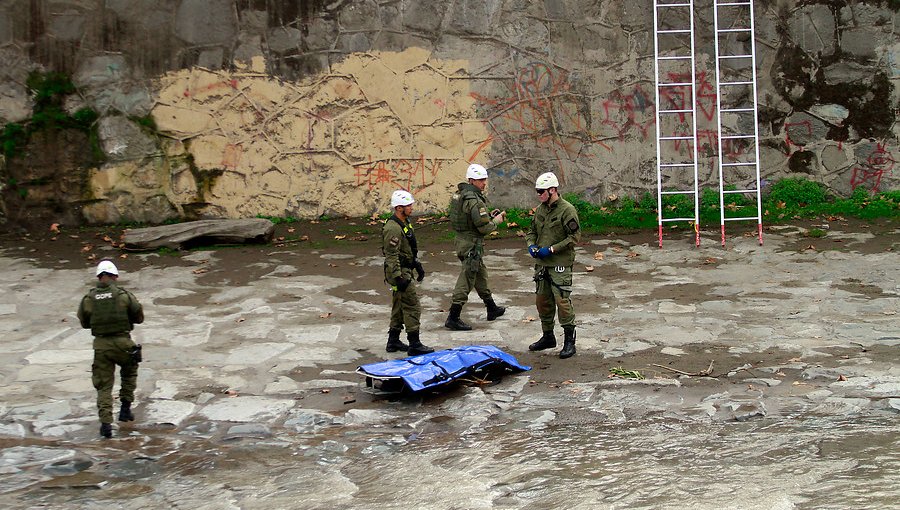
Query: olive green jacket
[[526, 197, 581, 267], [382, 215, 417, 285], [453, 183, 497, 257]]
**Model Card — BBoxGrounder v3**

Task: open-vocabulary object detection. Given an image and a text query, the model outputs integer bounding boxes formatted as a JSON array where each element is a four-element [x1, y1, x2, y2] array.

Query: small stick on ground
[[459, 376, 494, 386], [652, 360, 715, 377]]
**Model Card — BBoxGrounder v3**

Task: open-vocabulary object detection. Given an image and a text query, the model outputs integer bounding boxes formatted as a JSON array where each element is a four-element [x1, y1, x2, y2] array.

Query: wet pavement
[[0, 220, 898, 508]]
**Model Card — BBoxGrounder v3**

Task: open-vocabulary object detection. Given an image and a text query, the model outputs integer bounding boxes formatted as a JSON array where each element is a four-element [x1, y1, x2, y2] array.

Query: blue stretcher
[[357, 345, 531, 394]]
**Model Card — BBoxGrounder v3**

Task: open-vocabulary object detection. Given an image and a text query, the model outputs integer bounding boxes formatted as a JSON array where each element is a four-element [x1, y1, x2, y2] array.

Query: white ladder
[[653, 0, 701, 248], [713, 0, 763, 246]]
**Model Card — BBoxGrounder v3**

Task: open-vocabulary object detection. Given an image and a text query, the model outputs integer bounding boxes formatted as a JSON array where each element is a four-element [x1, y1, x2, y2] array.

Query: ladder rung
[[717, 29, 752, 33], [722, 189, 758, 194], [719, 54, 753, 59], [658, 29, 691, 34], [720, 135, 755, 139], [658, 2, 692, 6], [723, 216, 759, 222], [660, 163, 695, 167], [658, 109, 694, 114], [720, 107, 754, 112], [716, 1, 752, 5], [720, 81, 753, 86], [721, 162, 757, 167], [660, 190, 696, 195], [661, 217, 697, 222], [657, 55, 693, 61], [660, 135, 694, 140], [659, 82, 693, 87]]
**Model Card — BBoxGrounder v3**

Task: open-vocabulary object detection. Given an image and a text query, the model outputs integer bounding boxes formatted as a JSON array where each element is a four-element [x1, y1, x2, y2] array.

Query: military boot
[[484, 298, 506, 321], [385, 328, 409, 353], [100, 423, 112, 438], [444, 303, 472, 331], [528, 330, 557, 351], [118, 400, 134, 422], [559, 327, 576, 359], [407, 331, 435, 356]]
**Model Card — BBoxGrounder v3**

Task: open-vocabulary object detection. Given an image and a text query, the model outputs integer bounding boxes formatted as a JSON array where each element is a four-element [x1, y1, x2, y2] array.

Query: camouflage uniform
[[450, 182, 499, 306], [77, 282, 144, 425], [526, 197, 581, 333], [382, 214, 421, 334]]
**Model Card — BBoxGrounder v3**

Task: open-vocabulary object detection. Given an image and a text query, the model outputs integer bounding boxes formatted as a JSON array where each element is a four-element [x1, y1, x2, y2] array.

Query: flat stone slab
[[142, 400, 197, 426], [0, 423, 26, 439], [122, 219, 275, 250], [198, 396, 295, 423], [25, 349, 93, 365], [0, 446, 75, 470]]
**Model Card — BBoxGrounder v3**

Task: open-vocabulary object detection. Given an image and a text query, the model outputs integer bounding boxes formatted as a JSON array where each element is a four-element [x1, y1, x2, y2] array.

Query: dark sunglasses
[[535, 188, 548, 195]]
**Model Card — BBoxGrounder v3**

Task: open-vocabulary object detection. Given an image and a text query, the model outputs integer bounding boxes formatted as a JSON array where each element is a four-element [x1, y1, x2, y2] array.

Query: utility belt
[[400, 259, 417, 269], [534, 265, 572, 293], [534, 265, 566, 278]]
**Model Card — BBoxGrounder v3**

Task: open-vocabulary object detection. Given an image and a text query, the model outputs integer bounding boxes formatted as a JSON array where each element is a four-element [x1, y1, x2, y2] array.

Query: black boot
[[528, 330, 557, 351], [407, 331, 435, 356], [444, 303, 472, 331], [559, 327, 576, 359], [385, 328, 409, 353], [485, 298, 506, 321], [118, 400, 134, 422], [100, 422, 112, 438]]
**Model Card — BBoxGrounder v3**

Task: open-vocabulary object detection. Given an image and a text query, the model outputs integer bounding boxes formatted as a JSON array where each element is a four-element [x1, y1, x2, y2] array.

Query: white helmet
[[466, 163, 488, 180], [535, 172, 559, 189], [96, 260, 119, 276], [390, 189, 415, 208]]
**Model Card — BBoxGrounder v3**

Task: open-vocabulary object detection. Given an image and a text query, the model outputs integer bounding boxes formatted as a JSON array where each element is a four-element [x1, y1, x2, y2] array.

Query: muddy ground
[[3, 216, 897, 413]]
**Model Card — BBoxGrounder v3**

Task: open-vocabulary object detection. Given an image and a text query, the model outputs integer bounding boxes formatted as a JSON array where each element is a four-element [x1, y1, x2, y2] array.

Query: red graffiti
[[470, 63, 608, 174], [221, 143, 243, 170], [183, 79, 238, 97], [657, 71, 718, 123], [675, 129, 754, 159], [354, 155, 443, 192], [600, 86, 655, 141], [783, 121, 812, 155], [851, 143, 894, 192]]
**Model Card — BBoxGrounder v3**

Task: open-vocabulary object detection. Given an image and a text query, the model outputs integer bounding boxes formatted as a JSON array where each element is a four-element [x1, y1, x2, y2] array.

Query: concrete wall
[[0, 0, 897, 224]]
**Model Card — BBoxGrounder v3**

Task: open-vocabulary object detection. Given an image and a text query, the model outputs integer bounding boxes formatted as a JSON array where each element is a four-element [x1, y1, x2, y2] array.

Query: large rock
[[122, 218, 275, 250]]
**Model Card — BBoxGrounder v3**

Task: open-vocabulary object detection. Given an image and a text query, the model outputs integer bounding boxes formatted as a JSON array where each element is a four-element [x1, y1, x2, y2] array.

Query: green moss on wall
[[2, 72, 104, 164]]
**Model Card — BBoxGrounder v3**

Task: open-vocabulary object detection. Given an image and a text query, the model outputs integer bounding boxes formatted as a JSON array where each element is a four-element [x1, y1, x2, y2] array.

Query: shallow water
[[8, 409, 897, 509]]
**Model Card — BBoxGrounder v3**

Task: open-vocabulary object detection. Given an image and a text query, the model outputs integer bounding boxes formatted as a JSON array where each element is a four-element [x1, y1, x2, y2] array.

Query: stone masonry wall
[[0, 0, 897, 224]]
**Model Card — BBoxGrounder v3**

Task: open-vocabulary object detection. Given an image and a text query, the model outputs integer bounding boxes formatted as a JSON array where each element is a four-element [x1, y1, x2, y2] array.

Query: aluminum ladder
[[713, 0, 763, 246], [653, 0, 701, 247]]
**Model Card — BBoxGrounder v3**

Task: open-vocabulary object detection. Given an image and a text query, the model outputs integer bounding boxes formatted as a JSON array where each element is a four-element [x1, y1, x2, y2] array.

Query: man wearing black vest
[[78, 260, 144, 438], [382, 190, 435, 355]]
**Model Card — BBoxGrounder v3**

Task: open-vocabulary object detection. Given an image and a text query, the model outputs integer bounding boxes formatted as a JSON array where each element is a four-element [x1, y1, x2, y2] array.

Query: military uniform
[[77, 282, 144, 427], [449, 182, 503, 312], [382, 214, 421, 333], [526, 196, 581, 338]]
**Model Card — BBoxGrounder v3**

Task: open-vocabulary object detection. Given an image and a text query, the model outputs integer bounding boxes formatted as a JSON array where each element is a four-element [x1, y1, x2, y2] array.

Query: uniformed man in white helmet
[[381, 189, 434, 355], [77, 260, 144, 437], [445, 163, 507, 331], [525, 172, 581, 358]]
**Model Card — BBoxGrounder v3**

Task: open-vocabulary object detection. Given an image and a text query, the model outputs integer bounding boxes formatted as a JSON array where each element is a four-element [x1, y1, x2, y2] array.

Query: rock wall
[[0, 0, 897, 224]]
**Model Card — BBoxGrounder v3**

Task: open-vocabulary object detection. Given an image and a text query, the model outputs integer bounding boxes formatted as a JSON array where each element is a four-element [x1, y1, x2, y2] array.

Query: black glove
[[396, 277, 411, 292], [414, 261, 425, 282]]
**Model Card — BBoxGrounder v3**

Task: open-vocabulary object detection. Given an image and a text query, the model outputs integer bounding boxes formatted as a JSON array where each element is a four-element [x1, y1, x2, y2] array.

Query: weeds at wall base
[[499, 179, 898, 235]]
